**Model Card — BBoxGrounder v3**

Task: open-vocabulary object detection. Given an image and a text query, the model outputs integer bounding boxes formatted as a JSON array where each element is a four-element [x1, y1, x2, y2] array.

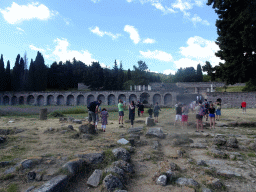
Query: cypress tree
[[5, 60, 11, 91], [12, 54, 21, 91], [34, 51, 47, 91], [27, 59, 36, 91], [196, 64, 203, 82], [0, 54, 6, 91]]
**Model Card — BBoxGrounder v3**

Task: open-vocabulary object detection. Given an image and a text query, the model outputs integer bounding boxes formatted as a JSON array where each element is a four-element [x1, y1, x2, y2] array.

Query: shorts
[[196, 114, 203, 120], [119, 111, 124, 116], [175, 115, 182, 121], [216, 110, 221, 116], [88, 111, 96, 123], [154, 112, 159, 117], [141, 111, 144, 114], [182, 115, 188, 122], [209, 113, 215, 118]]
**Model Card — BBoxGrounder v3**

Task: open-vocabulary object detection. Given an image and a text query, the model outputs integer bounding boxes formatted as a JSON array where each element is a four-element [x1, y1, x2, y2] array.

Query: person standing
[[139, 103, 144, 116], [216, 101, 221, 121], [118, 99, 125, 124], [129, 101, 135, 128], [95, 104, 101, 131], [241, 100, 247, 114], [174, 104, 182, 126], [137, 101, 141, 117], [100, 108, 108, 132], [208, 103, 216, 129], [87, 100, 102, 125], [148, 105, 153, 118], [194, 101, 204, 132], [154, 102, 161, 123], [203, 99, 209, 121], [181, 103, 189, 128]]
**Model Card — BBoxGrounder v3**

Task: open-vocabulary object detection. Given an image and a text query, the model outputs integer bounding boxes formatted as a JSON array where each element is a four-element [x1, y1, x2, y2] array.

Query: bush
[[49, 111, 64, 117]]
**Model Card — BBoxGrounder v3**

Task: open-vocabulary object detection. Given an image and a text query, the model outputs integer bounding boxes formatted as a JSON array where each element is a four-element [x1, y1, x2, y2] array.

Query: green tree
[[27, 59, 36, 91], [5, 60, 11, 91], [137, 60, 148, 71], [196, 64, 203, 82], [0, 54, 6, 91], [118, 61, 125, 90], [207, 0, 256, 86], [33, 51, 47, 91], [12, 54, 21, 91]]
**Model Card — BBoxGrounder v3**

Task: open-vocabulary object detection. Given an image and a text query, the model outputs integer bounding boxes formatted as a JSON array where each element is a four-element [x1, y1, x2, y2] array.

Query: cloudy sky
[[0, 0, 223, 74]]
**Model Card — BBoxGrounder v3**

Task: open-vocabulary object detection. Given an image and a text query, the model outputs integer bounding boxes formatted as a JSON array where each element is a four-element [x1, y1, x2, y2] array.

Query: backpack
[[87, 101, 97, 112], [199, 106, 205, 116]]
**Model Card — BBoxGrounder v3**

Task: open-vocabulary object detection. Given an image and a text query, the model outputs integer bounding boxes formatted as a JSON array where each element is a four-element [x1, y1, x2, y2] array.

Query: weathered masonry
[[0, 91, 178, 106]]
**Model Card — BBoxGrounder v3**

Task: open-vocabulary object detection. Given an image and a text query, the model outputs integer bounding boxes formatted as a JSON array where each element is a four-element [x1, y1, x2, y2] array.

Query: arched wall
[[77, 95, 85, 106], [37, 95, 44, 106], [153, 94, 161, 105], [129, 94, 137, 103], [27, 95, 35, 105], [67, 95, 75, 106], [47, 95, 54, 105], [57, 95, 65, 105], [108, 94, 115, 105], [19, 96, 24, 105], [11, 96, 18, 105], [87, 95, 94, 105], [164, 93, 172, 105], [140, 92, 150, 104], [98, 94, 105, 105]]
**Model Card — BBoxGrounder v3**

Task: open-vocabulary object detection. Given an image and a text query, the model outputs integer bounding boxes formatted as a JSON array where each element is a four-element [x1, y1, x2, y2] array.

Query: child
[[101, 108, 108, 132], [174, 104, 182, 126], [148, 105, 153, 118], [181, 103, 189, 128], [208, 103, 216, 129]]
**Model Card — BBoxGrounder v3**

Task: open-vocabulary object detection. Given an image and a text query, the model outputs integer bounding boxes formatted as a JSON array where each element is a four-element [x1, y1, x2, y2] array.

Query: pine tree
[[112, 60, 119, 90], [27, 59, 36, 91], [12, 54, 21, 91], [118, 61, 124, 90], [33, 51, 47, 91], [0, 54, 6, 91], [127, 69, 131, 80], [196, 64, 203, 82], [5, 60, 11, 91]]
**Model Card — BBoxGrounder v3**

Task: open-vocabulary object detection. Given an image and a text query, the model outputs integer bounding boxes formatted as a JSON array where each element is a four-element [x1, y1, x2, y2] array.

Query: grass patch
[[247, 153, 256, 157], [95, 149, 117, 169], [6, 183, 18, 192], [0, 174, 16, 181], [215, 86, 245, 92]]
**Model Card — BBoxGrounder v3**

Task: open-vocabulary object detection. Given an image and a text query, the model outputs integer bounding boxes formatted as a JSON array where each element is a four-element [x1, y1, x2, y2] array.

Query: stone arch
[[164, 93, 172, 105], [129, 94, 137, 103], [140, 92, 150, 104], [118, 94, 126, 103], [47, 95, 54, 105], [87, 95, 94, 105], [97, 94, 105, 105], [19, 96, 24, 105], [67, 95, 74, 106], [57, 95, 65, 105], [77, 95, 85, 106], [37, 95, 44, 106], [27, 95, 35, 105], [11, 96, 18, 105], [153, 94, 161, 105], [3, 96, 9, 105], [108, 94, 115, 105]]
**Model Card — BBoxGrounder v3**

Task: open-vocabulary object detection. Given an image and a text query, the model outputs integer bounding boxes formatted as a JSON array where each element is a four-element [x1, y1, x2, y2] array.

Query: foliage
[[242, 78, 256, 91], [207, 0, 256, 86]]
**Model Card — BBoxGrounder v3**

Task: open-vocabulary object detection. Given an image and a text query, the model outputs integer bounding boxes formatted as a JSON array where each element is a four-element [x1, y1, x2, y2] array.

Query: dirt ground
[[0, 107, 256, 192]]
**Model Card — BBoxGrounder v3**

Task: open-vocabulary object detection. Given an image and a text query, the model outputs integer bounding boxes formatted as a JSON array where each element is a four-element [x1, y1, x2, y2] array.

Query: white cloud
[[52, 38, 97, 64], [172, 0, 193, 12], [29, 45, 45, 53], [126, 0, 134, 2], [143, 38, 156, 44], [91, 0, 101, 3], [174, 36, 224, 69], [194, 0, 206, 7], [163, 69, 176, 75], [16, 27, 25, 34], [124, 25, 140, 44], [0, 2, 57, 24], [90, 26, 121, 40], [151, 2, 176, 14], [191, 14, 209, 25], [140, 50, 173, 62]]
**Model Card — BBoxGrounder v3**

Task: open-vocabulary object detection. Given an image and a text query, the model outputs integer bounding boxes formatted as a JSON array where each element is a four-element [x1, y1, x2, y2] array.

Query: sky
[[0, 0, 223, 75]]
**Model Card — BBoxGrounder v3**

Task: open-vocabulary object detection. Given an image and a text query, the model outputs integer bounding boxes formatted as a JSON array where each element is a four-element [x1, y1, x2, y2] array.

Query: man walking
[[88, 100, 102, 125]]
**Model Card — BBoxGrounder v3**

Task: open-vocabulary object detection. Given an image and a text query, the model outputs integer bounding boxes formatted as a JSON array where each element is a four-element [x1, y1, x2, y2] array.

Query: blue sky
[[0, 0, 223, 74]]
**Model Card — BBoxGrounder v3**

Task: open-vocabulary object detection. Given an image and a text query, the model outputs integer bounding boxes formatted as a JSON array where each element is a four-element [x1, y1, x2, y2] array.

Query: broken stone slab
[[209, 149, 227, 158], [146, 128, 165, 139], [204, 159, 226, 166], [117, 138, 129, 145], [175, 177, 199, 187], [81, 134, 93, 140], [87, 169, 103, 187], [79, 124, 96, 134], [128, 134, 140, 140], [20, 157, 43, 169], [0, 129, 10, 135], [197, 160, 207, 166], [216, 170, 241, 178], [112, 160, 134, 173], [33, 175, 68, 192], [73, 119, 82, 124], [112, 148, 131, 162], [62, 158, 86, 177], [206, 178, 223, 190], [4, 166, 17, 175], [67, 125, 74, 130], [75, 152, 104, 165], [103, 174, 124, 192], [156, 175, 167, 186], [128, 127, 144, 134], [190, 143, 207, 148], [152, 140, 160, 149], [226, 137, 238, 148], [145, 117, 155, 127], [213, 136, 227, 146]]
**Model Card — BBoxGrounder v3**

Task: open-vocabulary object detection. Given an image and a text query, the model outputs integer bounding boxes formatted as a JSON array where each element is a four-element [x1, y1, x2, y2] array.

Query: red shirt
[[241, 102, 246, 108]]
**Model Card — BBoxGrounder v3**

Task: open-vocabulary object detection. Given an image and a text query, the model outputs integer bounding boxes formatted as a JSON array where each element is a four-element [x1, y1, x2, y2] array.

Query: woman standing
[[129, 101, 135, 128], [154, 102, 161, 123], [181, 103, 189, 128], [208, 103, 216, 129], [194, 101, 204, 132], [216, 101, 221, 121], [118, 99, 125, 124]]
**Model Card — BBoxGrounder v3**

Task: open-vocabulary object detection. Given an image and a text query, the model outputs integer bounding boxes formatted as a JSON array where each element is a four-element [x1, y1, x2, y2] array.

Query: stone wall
[[206, 92, 256, 108], [0, 91, 178, 107]]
